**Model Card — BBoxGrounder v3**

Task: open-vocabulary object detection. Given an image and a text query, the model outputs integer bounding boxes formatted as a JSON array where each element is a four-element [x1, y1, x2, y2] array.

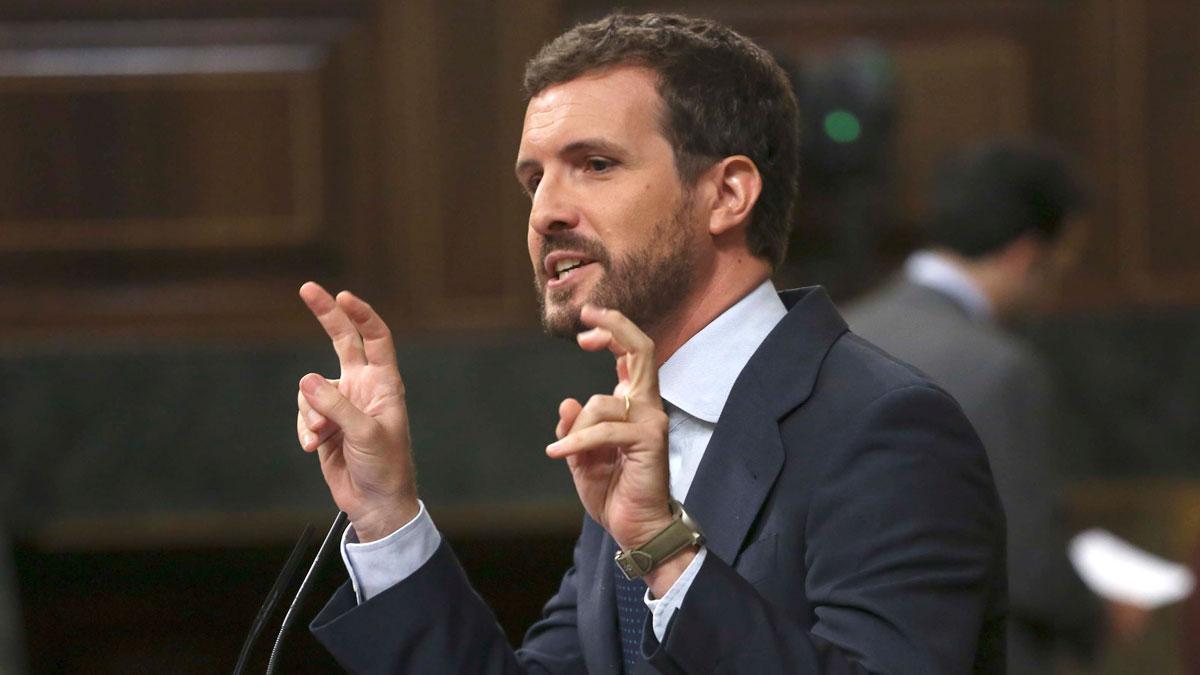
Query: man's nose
[[528, 174, 579, 236]]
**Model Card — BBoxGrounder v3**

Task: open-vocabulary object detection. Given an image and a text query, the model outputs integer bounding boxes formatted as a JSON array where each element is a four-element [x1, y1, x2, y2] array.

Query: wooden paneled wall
[[633, 0, 1198, 311], [0, 0, 1195, 343], [0, 5, 379, 339], [0, 0, 557, 341], [1113, 0, 1200, 306]]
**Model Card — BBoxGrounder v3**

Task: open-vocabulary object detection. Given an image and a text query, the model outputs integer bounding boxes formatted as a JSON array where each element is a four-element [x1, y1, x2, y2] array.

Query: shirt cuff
[[340, 500, 442, 603], [644, 546, 707, 641]]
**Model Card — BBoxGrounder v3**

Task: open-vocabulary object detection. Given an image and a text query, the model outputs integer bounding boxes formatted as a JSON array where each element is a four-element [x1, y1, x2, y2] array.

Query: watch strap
[[614, 500, 704, 580]]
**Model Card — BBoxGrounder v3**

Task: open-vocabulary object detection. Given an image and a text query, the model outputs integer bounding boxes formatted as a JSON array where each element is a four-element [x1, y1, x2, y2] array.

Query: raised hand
[[546, 304, 675, 560], [296, 282, 419, 542]]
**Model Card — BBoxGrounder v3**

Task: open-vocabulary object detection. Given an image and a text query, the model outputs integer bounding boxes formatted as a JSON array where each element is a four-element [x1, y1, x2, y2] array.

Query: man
[[297, 13, 1005, 673], [847, 141, 1136, 673]]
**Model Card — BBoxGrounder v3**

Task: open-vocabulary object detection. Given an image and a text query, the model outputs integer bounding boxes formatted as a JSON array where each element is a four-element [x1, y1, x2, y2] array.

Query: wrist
[[644, 545, 699, 598], [613, 500, 704, 582], [352, 499, 420, 543], [617, 509, 676, 551]]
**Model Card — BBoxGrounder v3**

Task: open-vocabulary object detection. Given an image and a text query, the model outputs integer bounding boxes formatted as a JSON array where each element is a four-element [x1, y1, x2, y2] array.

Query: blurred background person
[[846, 140, 1148, 673]]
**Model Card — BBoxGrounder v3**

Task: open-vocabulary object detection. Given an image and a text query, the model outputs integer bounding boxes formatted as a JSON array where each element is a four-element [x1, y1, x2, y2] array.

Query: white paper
[[1068, 528, 1195, 609]]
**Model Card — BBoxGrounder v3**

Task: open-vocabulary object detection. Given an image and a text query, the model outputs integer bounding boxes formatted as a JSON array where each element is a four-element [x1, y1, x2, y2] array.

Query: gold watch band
[[613, 500, 704, 580]]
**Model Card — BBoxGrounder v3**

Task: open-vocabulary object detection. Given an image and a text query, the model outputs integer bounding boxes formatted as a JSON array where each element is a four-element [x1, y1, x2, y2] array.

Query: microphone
[[233, 511, 349, 675]]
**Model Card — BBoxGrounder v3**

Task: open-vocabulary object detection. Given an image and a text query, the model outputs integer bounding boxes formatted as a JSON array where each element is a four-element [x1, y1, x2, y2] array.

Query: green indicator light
[[823, 110, 862, 143]]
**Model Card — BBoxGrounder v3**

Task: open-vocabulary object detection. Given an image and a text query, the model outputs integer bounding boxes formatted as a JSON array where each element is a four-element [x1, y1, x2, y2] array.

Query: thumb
[[556, 398, 583, 439], [299, 373, 373, 440]]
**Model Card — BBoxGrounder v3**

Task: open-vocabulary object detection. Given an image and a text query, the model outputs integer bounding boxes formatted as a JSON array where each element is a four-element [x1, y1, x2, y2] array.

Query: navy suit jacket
[[311, 287, 1007, 674]]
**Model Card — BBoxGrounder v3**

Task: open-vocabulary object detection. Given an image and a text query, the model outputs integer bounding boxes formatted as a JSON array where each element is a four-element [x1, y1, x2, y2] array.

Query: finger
[[297, 389, 328, 432], [297, 389, 342, 440], [545, 421, 643, 458], [577, 305, 659, 399], [296, 411, 340, 452], [575, 326, 617, 354], [297, 411, 317, 451], [299, 372, 375, 442], [299, 281, 367, 369], [556, 398, 583, 440], [297, 386, 345, 439], [568, 393, 630, 434], [336, 291, 399, 368]]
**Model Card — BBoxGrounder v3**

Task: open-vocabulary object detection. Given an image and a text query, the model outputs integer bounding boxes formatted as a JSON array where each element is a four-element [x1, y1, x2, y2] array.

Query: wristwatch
[[614, 500, 704, 580]]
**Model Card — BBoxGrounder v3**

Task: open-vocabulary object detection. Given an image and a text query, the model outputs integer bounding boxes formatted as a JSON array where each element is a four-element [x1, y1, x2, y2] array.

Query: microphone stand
[[233, 511, 349, 675]]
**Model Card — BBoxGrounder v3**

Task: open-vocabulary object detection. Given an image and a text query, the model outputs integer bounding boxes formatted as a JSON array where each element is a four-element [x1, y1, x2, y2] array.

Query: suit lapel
[[684, 389, 783, 564], [685, 287, 848, 564]]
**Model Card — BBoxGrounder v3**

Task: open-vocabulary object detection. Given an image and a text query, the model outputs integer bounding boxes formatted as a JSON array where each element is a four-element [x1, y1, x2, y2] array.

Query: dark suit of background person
[[847, 140, 1109, 674], [298, 13, 1005, 675]]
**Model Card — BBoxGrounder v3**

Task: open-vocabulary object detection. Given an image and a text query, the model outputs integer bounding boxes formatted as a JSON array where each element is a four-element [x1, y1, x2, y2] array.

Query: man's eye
[[585, 157, 614, 172], [525, 175, 541, 195]]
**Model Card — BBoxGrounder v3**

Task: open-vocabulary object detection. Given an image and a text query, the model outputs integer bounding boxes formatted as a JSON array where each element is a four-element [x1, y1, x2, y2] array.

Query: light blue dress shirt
[[904, 250, 993, 323], [341, 280, 787, 641]]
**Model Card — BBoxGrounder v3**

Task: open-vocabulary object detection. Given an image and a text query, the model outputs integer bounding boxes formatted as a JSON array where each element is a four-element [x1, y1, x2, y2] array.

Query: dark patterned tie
[[613, 559, 649, 673]]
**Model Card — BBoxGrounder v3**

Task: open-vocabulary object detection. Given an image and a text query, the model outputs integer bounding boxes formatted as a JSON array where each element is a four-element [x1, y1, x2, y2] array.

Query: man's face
[[516, 66, 701, 337]]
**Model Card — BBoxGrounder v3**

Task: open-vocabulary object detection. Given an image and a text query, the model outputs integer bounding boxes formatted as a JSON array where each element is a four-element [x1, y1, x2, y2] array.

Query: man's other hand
[[546, 305, 692, 593], [297, 282, 419, 542]]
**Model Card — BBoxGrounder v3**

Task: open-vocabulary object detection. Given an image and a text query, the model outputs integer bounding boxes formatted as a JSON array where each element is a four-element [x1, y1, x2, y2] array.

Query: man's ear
[[704, 155, 762, 237]]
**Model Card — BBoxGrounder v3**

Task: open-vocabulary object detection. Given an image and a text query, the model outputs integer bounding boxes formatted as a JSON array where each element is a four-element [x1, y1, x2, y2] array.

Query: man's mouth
[[544, 252, 599, 284], [554, 258, 590, 280]]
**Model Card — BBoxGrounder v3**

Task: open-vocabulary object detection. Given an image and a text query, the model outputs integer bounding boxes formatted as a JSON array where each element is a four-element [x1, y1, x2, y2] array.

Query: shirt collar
[[904, 250, 993, 323], [658, 281, 787, 423]]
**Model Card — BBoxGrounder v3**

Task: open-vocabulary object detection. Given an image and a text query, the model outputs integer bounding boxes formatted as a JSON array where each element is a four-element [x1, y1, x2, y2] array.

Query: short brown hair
[[524, 12, 800, 269]]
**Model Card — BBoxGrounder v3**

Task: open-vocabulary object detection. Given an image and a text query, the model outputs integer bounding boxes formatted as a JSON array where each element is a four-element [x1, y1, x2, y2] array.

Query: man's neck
[[649, 254, 772, 367]]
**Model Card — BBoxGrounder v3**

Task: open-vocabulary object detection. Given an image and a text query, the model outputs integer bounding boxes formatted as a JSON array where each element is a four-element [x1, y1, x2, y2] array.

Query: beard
[[534, 198, 697, 339]]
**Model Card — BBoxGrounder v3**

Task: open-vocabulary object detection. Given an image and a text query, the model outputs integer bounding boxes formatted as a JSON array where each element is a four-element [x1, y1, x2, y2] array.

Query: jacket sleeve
[[310, 533, 589, 675], [644, 385, 1006, 674]]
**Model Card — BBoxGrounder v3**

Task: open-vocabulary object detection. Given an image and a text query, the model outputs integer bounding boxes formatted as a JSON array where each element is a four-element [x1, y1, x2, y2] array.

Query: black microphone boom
[[233, 510, 350, 674], [233, 522, 316, 675], [265, 510, 350, 675]]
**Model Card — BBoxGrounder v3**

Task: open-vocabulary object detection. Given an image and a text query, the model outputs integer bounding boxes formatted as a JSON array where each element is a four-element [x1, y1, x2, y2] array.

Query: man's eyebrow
[[559, 138, 625, 158], [515, 138, 626, 178]]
